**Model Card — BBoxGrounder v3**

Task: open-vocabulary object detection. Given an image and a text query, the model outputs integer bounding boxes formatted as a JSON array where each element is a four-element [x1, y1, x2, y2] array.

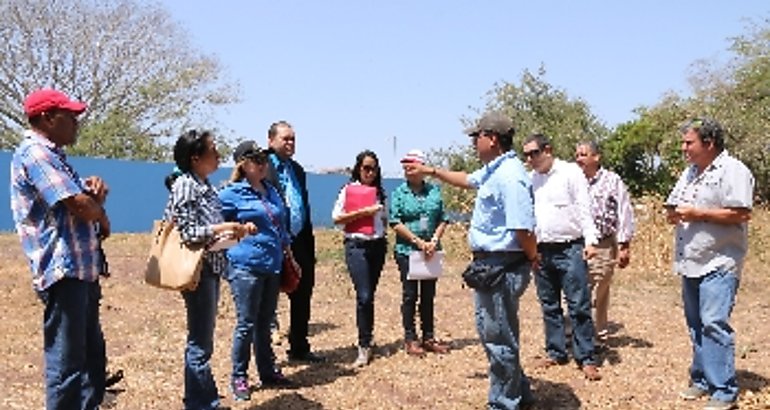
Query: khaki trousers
[[587, 236, 617, 335]]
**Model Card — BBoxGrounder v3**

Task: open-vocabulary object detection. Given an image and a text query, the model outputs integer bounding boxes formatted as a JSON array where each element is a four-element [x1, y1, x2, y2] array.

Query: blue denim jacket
[[219, 180, 291, 274]]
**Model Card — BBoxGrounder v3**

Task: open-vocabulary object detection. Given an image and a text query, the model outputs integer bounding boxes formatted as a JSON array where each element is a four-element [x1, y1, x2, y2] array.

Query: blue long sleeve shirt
[[219, 180, 290, 274]]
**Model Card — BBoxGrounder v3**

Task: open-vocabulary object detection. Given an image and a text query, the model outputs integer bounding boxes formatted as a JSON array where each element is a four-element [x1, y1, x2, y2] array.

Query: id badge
[[419, 215, 429, 231]]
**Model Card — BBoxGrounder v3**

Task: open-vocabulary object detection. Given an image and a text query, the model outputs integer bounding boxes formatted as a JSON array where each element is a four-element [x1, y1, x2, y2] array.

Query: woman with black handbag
[[219, 141, 300, 402]]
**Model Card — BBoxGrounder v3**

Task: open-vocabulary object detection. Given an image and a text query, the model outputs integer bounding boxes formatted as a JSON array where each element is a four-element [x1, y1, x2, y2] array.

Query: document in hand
[[407, 250, 445, 280], [343, 184, 377, 235]]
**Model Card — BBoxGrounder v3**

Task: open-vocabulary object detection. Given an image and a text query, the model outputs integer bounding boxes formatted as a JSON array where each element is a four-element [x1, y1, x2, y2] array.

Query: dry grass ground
[[1, 202, 770, 409]]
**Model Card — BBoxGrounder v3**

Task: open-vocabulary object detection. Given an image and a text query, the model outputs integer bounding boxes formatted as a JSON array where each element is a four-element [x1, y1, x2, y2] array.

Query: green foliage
[[426, 145, 479, 216], [485, 66, 610, 159], [429, 66, 609, 213], [0, 0, 239, 159], [602, 95, 688, 197], [607, 17, 770, 200]]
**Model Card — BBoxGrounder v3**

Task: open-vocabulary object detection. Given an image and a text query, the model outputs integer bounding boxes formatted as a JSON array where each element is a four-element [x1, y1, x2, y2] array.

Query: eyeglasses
[[522, 148, 542, 159], [361, 165, 378, 173]]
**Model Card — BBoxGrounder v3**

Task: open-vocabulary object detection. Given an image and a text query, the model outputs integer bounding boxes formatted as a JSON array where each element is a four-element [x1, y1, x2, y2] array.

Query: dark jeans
[[344, 237, 387, 348], [534, 241, 597, 366], [394, 252, 437, 342], [181, 270, 221, 410], [473, 253, 534, 410], [288, 229, 316, 356], [38, 278, 106, 410], [228, 268, 281, 381]]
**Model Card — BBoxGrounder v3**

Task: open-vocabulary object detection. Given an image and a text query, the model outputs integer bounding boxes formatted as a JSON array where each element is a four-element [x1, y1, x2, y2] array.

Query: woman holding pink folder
[[331, 150, 388, 368]]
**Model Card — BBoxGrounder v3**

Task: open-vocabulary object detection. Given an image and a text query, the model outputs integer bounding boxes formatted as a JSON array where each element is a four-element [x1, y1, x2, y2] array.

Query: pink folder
[[343, 184, 377, 235]]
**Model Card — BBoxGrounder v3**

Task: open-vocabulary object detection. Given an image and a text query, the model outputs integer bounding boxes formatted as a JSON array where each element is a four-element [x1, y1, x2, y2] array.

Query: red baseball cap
[[23, 89, 87, 117]]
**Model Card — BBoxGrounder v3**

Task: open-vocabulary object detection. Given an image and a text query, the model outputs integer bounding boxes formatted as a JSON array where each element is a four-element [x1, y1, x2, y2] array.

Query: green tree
[[602, 94, 689, 197], [430, 66, 609, 213], [608, 17, 770, 200], [0, 0, 238, 159], [486, 66, 610, 159]]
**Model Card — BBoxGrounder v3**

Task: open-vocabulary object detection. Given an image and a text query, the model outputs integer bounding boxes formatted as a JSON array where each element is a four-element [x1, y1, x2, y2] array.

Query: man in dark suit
[[265, 120, 324, 363]]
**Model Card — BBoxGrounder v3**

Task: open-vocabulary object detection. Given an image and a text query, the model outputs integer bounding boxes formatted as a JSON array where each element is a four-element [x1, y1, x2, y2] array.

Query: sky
[[157, 0, 768, 176]]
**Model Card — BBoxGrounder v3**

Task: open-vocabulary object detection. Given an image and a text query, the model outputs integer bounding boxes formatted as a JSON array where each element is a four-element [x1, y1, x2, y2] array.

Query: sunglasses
[[522, 148, 542, 159], [470, 131, 496, 142], [245, 153, 267, 164], [361, 165, 378, 173]]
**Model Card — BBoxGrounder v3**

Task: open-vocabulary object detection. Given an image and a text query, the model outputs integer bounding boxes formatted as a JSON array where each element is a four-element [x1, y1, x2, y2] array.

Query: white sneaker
[[353, 346, 372, 367]]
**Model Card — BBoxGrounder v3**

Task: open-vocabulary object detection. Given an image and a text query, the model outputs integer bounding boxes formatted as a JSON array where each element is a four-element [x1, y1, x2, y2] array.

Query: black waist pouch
[[462, 253, 527, 290], [462, 260, 507, 290]]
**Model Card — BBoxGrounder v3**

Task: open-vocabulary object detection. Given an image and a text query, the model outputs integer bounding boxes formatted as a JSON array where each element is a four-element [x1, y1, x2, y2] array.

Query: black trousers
[[287, 228, 316, 356]]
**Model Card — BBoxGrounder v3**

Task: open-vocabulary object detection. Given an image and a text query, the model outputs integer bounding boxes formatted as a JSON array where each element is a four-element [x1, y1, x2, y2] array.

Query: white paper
[[407, 250, 444, 280]]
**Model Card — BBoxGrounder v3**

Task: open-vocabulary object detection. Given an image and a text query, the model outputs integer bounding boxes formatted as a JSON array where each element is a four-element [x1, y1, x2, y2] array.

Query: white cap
[[400, 149, 426, 164]]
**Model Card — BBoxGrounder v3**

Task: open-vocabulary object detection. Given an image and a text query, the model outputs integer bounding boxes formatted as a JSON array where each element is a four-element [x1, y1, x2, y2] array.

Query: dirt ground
[[1, 213, 769, 409]]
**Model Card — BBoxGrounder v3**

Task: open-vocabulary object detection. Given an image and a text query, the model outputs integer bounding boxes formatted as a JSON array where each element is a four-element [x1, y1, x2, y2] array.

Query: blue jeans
[[473, 254, 534, 410], [534, 241, 596, 365], [38, 278, 106, 410], [182, 270, 221, 410], [344, 238, 386, 348], [394, 252, 437, 341], [682, 268, 739, 403], [228, 268, 280, 381]]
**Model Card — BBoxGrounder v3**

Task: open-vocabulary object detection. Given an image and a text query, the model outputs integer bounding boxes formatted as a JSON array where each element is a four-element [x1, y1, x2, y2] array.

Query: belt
[[598, 234, 616, 243], [538, 237, 584, 250], [472, 250, 525, 261]]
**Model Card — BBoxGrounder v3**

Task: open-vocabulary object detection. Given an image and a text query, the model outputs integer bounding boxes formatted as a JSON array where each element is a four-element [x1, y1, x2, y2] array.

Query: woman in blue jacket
[[219, 141, 298, 402]]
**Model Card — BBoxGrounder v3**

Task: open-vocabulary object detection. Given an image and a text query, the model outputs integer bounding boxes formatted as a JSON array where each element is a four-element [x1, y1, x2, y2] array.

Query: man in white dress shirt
[[522, 134, 601, 381]]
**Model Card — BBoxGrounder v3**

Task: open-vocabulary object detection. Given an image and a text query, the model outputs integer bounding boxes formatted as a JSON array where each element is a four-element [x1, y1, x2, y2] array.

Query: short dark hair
[[268, 120, 293, 139], [680, 117, 725, 151], [484, 129, 515, 152], [523, 133, 552, 150], [172, 130, 212, 173], [576, 140, 601, 155]]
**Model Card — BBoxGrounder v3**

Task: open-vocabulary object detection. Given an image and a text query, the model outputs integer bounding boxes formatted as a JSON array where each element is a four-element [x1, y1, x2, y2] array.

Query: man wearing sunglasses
[[522, 134, 602, 381], [265, 121, 324, 363], [407, 111, 539, 409], [666, 118, 752, 410]]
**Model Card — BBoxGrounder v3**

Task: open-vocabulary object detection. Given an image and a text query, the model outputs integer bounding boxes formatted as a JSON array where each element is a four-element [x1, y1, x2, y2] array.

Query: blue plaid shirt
[[10, 131, 101, 291]]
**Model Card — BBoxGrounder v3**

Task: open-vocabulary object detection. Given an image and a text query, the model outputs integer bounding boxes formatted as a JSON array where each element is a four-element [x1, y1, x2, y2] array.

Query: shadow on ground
[[248, 392, 324, 410], [597, 322, 654, 366], [738, 369, 769, 393]]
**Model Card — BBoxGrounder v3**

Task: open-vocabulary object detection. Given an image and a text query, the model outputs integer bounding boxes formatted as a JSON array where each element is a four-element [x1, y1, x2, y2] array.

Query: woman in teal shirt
[[389, 150, 450, 356]]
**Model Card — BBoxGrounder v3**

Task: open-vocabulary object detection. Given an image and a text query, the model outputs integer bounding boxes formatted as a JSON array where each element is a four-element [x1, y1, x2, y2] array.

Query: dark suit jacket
[[265, 148, 315, 265]]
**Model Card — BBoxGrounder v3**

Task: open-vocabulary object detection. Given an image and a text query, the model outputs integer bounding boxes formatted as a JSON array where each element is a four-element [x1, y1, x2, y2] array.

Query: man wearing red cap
[[10, 89, 111, 409]]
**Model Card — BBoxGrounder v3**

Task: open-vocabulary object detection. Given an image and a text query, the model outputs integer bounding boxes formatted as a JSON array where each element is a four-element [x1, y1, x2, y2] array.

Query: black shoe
[[288, 351, 326, 363], [261, 371, 296, 388], [105, 369, 124, 388]]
